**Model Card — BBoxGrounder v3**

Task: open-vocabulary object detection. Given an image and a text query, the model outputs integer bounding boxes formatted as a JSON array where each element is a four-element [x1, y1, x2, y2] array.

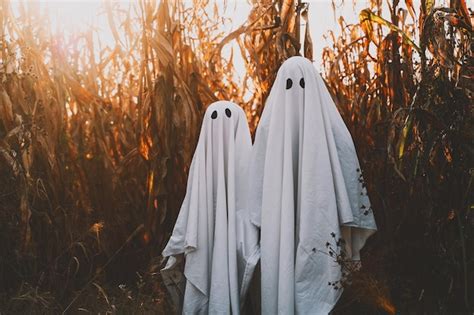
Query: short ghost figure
[[247, 56, 377, 314], [162, 101, 252, 314]]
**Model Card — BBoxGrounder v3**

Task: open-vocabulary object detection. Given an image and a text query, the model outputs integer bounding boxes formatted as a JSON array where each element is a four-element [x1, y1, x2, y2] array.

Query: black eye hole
[[300, 78, 305, 88], [225, 108, 232, 118], [286, 78, 293, 89], [211, 110, 218, 119]]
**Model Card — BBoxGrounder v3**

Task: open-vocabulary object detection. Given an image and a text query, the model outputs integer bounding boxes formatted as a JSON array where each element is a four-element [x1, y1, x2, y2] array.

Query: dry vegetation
[[324, 0, 473, 313], [0, 0, 472, 314]]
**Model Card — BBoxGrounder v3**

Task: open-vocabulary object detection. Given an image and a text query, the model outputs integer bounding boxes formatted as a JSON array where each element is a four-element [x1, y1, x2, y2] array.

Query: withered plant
[[323, 0, 472, 313], [0, 0, 307, 312]]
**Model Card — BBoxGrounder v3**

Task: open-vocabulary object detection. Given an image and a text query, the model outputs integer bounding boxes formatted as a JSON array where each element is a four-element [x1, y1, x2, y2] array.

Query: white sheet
[[162, 101, 252, 314], [247, 56, 377, 314]]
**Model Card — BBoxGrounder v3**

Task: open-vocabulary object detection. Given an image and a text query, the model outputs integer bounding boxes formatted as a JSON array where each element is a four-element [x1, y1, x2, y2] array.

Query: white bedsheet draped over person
[[162, 101, 252, 314], [247, 56, 378, 315]]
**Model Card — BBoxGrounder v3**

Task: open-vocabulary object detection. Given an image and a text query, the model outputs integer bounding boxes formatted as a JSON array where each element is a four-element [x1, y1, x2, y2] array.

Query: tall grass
[[323, 0, 473, 313], [0, 0, 307, 312]]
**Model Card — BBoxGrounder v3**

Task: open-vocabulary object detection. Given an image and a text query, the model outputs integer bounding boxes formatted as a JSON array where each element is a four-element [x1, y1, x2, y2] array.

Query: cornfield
[[0, 0, 472, 314], [323, 1, 472, 313]]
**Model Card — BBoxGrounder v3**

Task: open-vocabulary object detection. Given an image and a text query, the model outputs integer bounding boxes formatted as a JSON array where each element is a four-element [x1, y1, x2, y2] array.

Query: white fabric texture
[[247, 56, 377, 315], [162, 101, 252, 314], [236, 201, 260, 309]]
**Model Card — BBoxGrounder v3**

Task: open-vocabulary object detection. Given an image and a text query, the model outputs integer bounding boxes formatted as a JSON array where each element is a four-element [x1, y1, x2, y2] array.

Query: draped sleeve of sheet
[[161, 151, 201, 257], [315, 73, 377, 260]]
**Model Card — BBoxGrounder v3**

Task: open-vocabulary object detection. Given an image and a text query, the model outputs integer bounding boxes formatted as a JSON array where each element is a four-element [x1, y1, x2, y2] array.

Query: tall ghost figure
[[247, 56, 377, 314], [162, 101, 252, 314]]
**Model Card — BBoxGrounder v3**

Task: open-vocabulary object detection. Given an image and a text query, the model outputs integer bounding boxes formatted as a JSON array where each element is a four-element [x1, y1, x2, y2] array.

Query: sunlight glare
[[22, 0, 117, 49], [11, 0, 440, 74]]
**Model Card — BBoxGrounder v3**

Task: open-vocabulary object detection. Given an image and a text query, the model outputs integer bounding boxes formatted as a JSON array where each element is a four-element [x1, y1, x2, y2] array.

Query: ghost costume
[[162, 101, 252, 314], [247, 56, 377, 314]]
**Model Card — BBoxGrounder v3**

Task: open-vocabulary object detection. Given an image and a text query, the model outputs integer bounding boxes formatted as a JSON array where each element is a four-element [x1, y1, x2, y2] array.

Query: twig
[[61, 224, 144, 314]]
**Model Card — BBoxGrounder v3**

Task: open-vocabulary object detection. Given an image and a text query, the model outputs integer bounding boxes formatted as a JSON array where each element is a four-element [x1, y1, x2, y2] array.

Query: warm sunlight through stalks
[[0, 0, 312, 312], [0, 0, 472, 313], [324, 0, 472, 314]]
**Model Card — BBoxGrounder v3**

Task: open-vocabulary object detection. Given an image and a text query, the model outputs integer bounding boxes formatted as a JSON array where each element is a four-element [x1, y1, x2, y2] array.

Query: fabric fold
[[248, 56, 377, 314]]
